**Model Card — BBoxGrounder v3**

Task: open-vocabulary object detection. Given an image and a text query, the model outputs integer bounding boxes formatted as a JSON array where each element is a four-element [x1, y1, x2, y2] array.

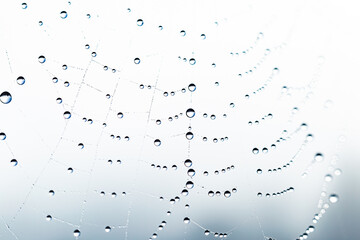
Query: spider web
[[0, 0, 347, 240]]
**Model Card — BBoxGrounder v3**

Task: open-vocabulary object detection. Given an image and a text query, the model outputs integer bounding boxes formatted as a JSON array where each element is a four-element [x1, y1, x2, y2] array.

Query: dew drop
[[183, 217, 190, 224], [154, 139, 161, 146], [38, 55, 46, 63], [134, 58, 140, 64], [188, 83, 196, 92], [0, 91, 12, 104], [186, 181, 194, 189], [105, 226, 111, 232], [186, 132, 194, 140], [21, 3, 27, 9], [16, 76, 25, 85], [186, 108, 195, 118], [224, 191, 231, 198], [73, 229, 80, 237], [314, 153, 324, 162], [63, 111, 71, 119], [10, 159, 18, 166], [329, 194, 339, 203], [60, 11, 68, 19], [252, 148, 259, 154], [189, 58, 196, 65], [137, 19, 143, 26], [180, 30, 186, 36]]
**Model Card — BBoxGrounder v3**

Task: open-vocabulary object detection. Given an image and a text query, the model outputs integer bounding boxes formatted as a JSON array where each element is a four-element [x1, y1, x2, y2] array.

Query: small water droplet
[[105, 226, 111, 232], [21, 3, 27, 9], [73, 229, 80, 237], [186, 132, 194, 140], [252, 148, 259, 154], [16, 76, 25, 85], [10, 159, 18, 166], [186, 108, 195, 118], [46, 215, 52, 221], [183, 217, 190, 224], [137, 19, 143, 26], [134, 58, 140, 64], [224, 191, 231, 198], [314, 153, 324, 162], [0, 91, 12, 104], [38, 55, 46, 63], [180, 30, 186, 36], [329, 194, 339, 203], [189, 58, 196, 65], [60, 11, 68, 19]]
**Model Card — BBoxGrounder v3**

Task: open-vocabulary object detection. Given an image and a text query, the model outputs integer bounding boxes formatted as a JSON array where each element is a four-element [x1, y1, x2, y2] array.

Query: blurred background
[[0, 0, 359, 239]]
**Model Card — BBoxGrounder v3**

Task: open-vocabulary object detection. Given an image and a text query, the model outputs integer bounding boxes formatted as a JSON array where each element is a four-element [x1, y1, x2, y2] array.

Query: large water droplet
[[224, 191, 231, 198], [186, 132, 194, 140], [154, 139, 161, 146], [0, 91, 12, 104], [63, 111, 71, 119], [186, 108, 195, 118], [10, 159, 18, 166], [73, 229, 80, 237]]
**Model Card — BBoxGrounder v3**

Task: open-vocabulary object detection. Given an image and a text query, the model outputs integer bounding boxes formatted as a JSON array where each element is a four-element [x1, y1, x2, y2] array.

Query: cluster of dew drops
[[0, 2, 344, 240]]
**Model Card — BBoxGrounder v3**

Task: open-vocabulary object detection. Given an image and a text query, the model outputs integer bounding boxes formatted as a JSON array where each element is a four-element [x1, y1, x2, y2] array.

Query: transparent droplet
[[91, 52, 97, 57], [56, 98, 62, 104], [73, 229, 80, 237], [46, 215, 52, 221], [314, 153, 324, 162], [60, 11, 68, 19], [63, 111, 71, 119], [208, 191, 214, 197], [134, 58, 140, 64], [180, 30, 186, 36], [186, 181, 194, 189], [158, 25, 163, 30], [334, 168, 342, 176], [48, 190, 55, 196], [183, 217, 190, 224], [252, 148, 259, 154], [224, 191, 231, 198], [38, 55, 46, 63], [154, 139, 161, 146], [188, 83, 196, 92], [200, 34, 206, 39], [189, 58, 196, 65], [16, 76, 25, 85], [137, 19, 143, 26], [186, 132, 194, 140], [324, 174, 333, 182], [186, 108, 195, 118], [187, 169, 195, 177], [0, 91, 12, 104], [21, 3, 27, 9], [105, 226, 111, 232], [257, 169, 262, 174], [67, 167, 73, 173], [78, 143, 84, 149], [10, 159, 18, 166], [329, 194, 339, 203], [39, 21, 43, 26], [184, 159, 192, 167], [117, 112, 123, 118], [262, 148, 268, 153]]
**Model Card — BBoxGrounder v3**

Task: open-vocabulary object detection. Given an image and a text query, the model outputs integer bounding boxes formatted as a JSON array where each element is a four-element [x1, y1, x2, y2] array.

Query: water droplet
[[186, 108, 195, 118], [224, 191, 231, 198], [137, 19, 143, 26], [314, 153, 324, 162], [262, 148, 268, 153], [329, 194, 339, 203], [63, 111, 71, 119], [0, 91, 12, 104], [154, 139, 161, 146], [334, 168, 342, 176], [257, 169, 262, 174], [180, 30, 186, 36], [78, 143, 84, 149], [252, 148, 259, 154], [21, 3, 27, 9], [38, 55, 46, 63], [200, 34, 206, 39], [186, 132, 194, 140], [62, 64, 68, 70], [134, 58, 140, 64], [158, 25, 163, 30], [105, 226, 111, 232], [67, 167, 73, 173], [188, 83, 196, 92], [184, 159, 192, 167], [183, 217, 190, 224], [16, 76, 25, 85], [39, 21, 43, 26], [186, 181, 194, 189], [91, 52, 97, 57], [204, 230, 210, 235], [60, 11, 68, 19], [46, 215, 52, 221], [73, 229, 80, 237], [187, 169, 195, 177], [117, 112, 123, 118], [10, 159, 18, 166], [49, 190, 55, 196], [56, 98, 62, 104], [189, 58, 196, 65], [324, 174, 333, 182]]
